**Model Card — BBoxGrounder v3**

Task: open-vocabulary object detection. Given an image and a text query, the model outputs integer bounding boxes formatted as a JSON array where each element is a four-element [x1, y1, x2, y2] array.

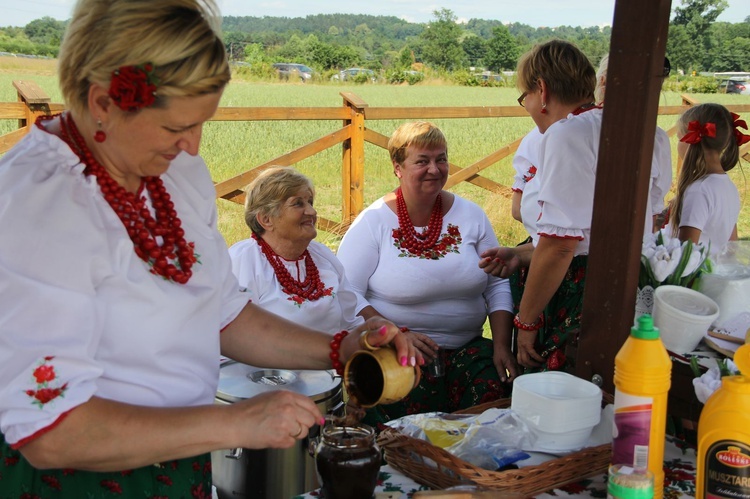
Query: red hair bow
[[732, 112, 750, 146], [680, 120, 716, 145]]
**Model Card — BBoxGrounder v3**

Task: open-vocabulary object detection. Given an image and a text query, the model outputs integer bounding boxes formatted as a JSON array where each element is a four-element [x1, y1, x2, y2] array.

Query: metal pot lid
[[216, 360, 341, 404]]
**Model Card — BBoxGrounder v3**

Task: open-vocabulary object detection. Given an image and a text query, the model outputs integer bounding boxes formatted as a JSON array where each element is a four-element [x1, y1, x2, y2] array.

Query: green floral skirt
[[510, 253, 588, 373], [0, 434, 212, 499], [362, 335, 511, 429]]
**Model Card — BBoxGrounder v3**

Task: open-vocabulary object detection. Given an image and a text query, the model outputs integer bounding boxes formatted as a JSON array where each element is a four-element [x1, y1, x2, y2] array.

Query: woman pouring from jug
[[0, 0, 414, 496]]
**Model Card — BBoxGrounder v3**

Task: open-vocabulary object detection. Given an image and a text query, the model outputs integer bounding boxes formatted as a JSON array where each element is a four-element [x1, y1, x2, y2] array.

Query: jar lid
[[322, 424, 375, 449], [216, 360, 341, 403]]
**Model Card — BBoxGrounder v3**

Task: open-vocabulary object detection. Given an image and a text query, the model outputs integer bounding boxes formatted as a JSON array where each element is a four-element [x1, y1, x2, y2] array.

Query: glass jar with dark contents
[[315, 424, 381, 499]]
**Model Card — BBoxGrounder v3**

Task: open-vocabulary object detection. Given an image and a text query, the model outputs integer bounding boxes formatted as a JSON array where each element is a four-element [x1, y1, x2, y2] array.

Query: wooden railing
[[3, 81, 750, 235]]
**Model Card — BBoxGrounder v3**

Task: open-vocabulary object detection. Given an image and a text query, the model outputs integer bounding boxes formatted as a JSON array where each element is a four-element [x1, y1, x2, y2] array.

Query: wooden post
[[341, 93, 368, 222], [575, 0, 672, 393], [13, 80, 51, 129]]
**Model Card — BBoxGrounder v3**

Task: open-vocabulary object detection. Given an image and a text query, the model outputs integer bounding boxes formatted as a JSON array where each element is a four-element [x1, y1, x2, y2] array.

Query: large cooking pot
[[211, 360, 343, 499]]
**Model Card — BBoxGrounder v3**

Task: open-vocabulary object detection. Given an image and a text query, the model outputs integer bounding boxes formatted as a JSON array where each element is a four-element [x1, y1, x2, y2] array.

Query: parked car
[[272, 63, 314, 82], [331, 67, 377, 83], [718, 78, 750, 95], [473, 71, 504, 83]]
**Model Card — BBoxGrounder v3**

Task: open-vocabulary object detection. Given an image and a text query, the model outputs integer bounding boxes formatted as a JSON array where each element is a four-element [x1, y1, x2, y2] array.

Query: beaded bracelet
[[513, 314, 544, 331], [330, 330, 349, 375]]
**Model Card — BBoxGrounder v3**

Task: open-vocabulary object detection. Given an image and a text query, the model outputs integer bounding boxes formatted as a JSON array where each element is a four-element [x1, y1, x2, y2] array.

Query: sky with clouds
[[1, 0, 746, 28]]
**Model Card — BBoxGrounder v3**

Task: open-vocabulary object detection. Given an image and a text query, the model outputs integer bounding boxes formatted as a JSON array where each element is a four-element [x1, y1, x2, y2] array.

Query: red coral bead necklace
[[252, 232, 331, 301], [55, 113, 196, 284], [395, 187, 443, 251]]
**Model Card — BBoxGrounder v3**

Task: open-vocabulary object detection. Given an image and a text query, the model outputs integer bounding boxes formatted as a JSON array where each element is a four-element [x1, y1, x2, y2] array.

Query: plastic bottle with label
[[696, 343, 750, 499], [612, 314, 671, 499]]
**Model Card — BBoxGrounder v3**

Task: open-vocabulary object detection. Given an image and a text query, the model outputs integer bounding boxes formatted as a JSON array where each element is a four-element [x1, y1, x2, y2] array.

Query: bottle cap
[[631, 314, 659, 340], [608, 464, 654, 499]]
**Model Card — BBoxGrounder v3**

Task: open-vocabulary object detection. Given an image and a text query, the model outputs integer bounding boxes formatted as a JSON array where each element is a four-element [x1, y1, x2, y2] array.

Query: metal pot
[[211, 361, 343, 499]]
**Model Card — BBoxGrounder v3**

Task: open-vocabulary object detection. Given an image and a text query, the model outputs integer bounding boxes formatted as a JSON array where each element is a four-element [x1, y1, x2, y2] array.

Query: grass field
[[2, 56, 750, 252]]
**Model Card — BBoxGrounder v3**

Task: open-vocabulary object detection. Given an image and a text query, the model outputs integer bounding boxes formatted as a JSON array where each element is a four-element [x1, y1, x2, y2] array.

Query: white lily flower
[[681, 248, 704, 277], [649, 245, 681, 283], [640, 229, 710, 289]]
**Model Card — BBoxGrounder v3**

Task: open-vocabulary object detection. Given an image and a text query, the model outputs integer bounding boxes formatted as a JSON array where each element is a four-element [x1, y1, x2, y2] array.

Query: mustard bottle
[[696, 343, 750, 499], [612, 314, 672, 499]]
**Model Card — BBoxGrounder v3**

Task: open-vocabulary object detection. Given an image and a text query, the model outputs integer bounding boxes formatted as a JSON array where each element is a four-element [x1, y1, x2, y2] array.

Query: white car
[[331, 67, 377, 82]]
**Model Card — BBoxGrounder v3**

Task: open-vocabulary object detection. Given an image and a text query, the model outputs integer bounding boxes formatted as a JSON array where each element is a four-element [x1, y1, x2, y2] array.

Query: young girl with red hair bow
[[668, 103, 748, 254]]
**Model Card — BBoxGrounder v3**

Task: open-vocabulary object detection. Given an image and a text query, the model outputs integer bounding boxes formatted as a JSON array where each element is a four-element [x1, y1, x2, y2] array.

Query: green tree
[[711, 37, 750, 71], [672, 0, 728, 71], [397, 46, 415, 69], [224, 31, 249, 61], [667, 24, 697, 73], [420, 8, 464, 71], [23, 16, 65, 46], [461, 35, 486, 68], [483, 25, 520, 72], [275, 34, 307, 61]]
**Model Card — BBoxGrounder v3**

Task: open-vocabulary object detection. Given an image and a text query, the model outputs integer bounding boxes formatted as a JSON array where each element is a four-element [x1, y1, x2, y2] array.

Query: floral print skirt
[[510, 254, 588, 373], [362, 335, 511, 429], [0, 434, 212, 499]]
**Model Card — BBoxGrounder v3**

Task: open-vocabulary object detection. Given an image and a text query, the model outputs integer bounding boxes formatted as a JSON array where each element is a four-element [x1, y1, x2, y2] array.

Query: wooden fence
[[2, 80, 750, 235]]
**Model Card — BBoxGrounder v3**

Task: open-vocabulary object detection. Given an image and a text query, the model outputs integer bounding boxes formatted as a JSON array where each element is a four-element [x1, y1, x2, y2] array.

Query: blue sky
[[0, 0, 746, 28]]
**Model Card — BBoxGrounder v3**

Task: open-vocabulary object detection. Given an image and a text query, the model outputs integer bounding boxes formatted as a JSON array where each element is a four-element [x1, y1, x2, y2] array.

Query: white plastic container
[[511, 371, 602, 452], [652, 285, 719, 354], [699, 264, 750, 326]]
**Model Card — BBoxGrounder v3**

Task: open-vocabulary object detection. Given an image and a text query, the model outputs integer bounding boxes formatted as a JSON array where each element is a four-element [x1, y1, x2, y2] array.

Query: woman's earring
[[541, 102, 548, 115], [94, 118, 107, 143]]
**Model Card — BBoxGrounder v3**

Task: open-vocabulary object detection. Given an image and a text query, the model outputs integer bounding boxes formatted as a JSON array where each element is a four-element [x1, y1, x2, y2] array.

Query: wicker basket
[[376, 397, 612, 496]]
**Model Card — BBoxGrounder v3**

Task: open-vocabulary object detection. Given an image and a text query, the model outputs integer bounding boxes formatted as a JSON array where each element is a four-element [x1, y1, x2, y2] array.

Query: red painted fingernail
[[419, 357, 425, 366], [400, 356, 407, 366], [379, 326, 387, 336]]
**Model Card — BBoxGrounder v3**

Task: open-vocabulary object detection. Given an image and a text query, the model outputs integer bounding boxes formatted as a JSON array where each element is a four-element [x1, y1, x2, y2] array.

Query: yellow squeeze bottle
[[696, 343, 750, 499], [612, 314, 671, 499]]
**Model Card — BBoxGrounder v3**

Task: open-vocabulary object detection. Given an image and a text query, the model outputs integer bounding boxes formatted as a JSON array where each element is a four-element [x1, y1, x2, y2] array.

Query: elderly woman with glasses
[[480, 40, 604, 373]]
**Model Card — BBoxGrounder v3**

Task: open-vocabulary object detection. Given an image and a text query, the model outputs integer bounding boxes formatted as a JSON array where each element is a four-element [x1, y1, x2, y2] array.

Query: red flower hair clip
[[108, 63, 159, 112], [731, 112, 750, 146], [680, 120, 716, 145]]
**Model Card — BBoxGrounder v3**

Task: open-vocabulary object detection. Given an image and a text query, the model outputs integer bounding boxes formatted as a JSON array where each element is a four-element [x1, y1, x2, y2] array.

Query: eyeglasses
[[517, 91, 528, 108]]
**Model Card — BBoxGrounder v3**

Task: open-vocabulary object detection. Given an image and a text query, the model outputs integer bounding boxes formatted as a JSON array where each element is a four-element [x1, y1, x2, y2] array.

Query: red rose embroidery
[[523, 165, 538, 183], [41, 475, 62, 490], [393, 223, 462, 260], [156, 474, 173, 485], [26, 358, 68, 408], [108, 64, 158, 112], [33, 364, 56, 383], [191, 483, 212, 499], [100, 479, 123, 493], [546, 349, 566, 371]]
